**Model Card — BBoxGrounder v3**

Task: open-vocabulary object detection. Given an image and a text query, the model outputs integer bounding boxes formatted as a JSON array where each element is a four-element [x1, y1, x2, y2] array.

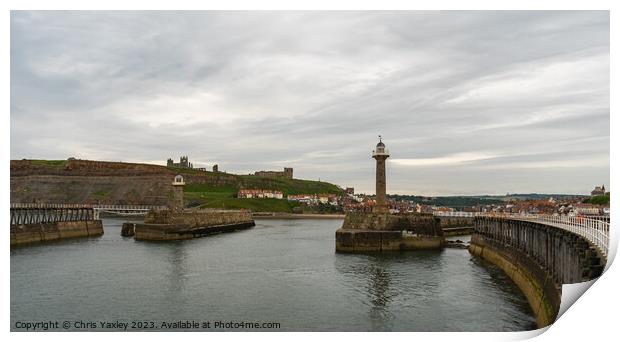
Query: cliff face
[[11, 175, 173, 205], [10, 159, 238, 205], [10, 159, 342, 207]]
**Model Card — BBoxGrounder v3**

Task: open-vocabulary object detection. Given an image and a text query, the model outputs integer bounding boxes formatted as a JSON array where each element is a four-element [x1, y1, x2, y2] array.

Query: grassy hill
[[11, 159, 344, 213], [183, 176, 342, 212]]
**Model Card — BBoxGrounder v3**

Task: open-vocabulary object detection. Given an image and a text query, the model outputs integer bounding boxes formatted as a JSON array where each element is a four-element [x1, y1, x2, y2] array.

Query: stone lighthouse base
[[335, 212, 444, 253]]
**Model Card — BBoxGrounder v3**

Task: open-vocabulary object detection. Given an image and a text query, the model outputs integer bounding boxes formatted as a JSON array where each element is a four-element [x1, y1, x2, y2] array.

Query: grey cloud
[[10, 11, 609, 195]]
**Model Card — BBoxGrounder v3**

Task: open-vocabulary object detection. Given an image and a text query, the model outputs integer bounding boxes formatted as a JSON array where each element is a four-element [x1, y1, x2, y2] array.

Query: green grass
[[183, 177, 342, 211], [184, 184, 237, 206]]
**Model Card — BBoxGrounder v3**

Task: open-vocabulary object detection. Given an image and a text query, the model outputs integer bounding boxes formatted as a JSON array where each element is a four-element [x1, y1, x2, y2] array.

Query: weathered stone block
[[10, 220, 103, 246]]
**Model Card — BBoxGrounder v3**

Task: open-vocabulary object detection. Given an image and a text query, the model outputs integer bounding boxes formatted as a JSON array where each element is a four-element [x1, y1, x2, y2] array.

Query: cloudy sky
[[11, 11, 609, 195]]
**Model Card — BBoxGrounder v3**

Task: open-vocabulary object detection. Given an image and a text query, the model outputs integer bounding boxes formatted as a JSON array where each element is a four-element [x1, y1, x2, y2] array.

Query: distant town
[[165, 155, 611, 217]]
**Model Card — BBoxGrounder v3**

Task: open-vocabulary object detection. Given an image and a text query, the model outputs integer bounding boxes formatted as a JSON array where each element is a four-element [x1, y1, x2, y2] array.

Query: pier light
[[171, 175, 185, 212], [372, 135, 390, 157], [172, 175, 185, 186]]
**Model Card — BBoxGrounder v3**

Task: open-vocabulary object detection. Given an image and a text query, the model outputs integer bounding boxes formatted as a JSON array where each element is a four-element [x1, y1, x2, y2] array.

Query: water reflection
[[366, 261, 395, 331], [334, 254, 400, 330], [167, 243, 188, 294]]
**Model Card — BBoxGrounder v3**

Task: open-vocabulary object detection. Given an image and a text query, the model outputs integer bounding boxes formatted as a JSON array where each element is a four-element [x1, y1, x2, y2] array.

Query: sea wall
[[135, 209, 255, 241], [469, 235, 560, 328], [144, 209, 253, 227], [469, 216, 604, 328], [10, 220, 104, 246]]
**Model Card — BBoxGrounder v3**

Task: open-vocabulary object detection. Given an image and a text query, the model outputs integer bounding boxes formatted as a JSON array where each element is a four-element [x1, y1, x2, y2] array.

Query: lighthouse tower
[[372, 135, 390, 213], [171, 175, 185, 212]]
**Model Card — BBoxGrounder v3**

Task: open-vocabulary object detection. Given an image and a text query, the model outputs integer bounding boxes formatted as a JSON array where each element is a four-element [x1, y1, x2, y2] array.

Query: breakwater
[[335, 212, 444, 252], [11, 220, 103, 246], [133, 209, 255, 241], [10, 204, 103, 246], [469, 216, 604, 328]]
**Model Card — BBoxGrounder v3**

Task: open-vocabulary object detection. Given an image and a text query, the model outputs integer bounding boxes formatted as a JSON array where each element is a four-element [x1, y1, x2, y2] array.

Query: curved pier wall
[[11, 220, 103, 246], [470, 217, 604, 328]]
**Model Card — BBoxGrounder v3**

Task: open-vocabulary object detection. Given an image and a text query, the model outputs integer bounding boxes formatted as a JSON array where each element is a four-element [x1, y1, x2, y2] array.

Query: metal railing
[[92, 204, 168, 211], [500, 213, 609, 259], [11, 206, 95, 225], [11, 203, 94, 209], [432, 211, 610, 258], [433, 211, 476, 217], [92, 205, 168, 219], [10, 203, 169, 220]]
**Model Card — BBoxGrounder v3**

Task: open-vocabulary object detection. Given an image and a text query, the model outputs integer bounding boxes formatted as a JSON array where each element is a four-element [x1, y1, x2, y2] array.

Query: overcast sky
[[11, 11, 609, 195]]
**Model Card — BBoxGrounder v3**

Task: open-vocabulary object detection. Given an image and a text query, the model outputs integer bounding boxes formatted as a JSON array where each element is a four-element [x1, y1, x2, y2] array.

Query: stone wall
[[136, 209, 255, 241], [336, 230, 443, 252], [144, 209, 253, 228], [10, 220, 103, 246], [336, 212, 444, 252], [470, 235, 560, 328], [341, 212, 442, 236], [473, 217, 603, 284], [470, 216, 605, 328]]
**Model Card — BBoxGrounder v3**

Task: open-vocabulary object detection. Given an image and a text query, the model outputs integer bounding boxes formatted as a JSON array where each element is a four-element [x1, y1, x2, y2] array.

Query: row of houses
[[237, 189, 338, 204], [237, 189, 284, 199], [287, 193, 339, 205]]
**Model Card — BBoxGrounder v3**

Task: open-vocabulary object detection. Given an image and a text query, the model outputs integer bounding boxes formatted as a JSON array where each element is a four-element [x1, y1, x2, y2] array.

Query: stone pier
[[335, 212, 444, 252], [11, 220, 103, 246], [133, 209, 255, 241], [10, 204, 103, 246]]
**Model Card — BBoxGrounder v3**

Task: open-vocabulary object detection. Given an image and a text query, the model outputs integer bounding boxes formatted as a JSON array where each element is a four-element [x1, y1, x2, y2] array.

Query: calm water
[[11, 218, 536, 331]]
